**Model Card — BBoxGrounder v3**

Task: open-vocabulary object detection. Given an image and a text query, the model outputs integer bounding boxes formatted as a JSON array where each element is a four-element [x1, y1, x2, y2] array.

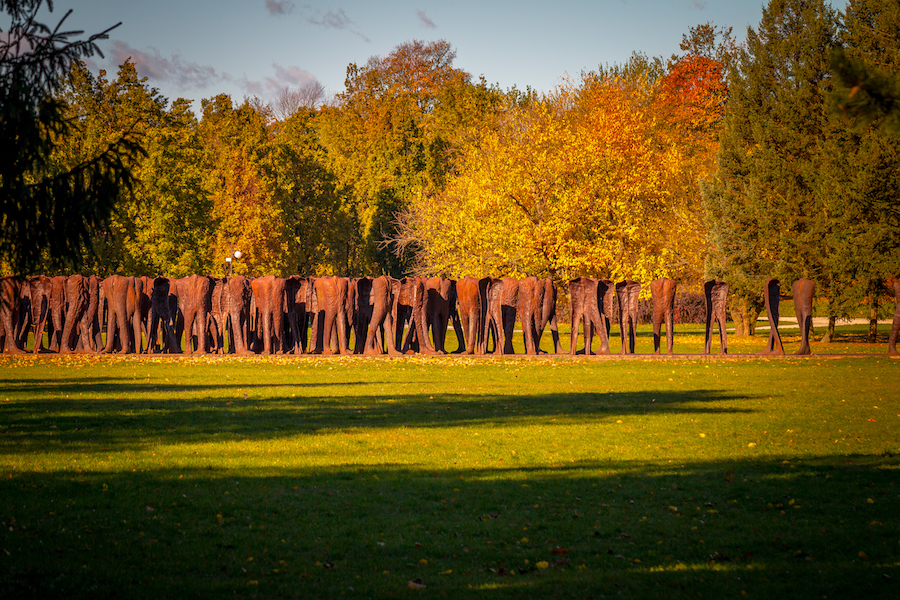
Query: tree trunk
[[869, 291, 879, 343], [820, 315, 836, 343], [747, 303, 762, 336], [728, 296, 750, 337], [728, 294, 763, 337]]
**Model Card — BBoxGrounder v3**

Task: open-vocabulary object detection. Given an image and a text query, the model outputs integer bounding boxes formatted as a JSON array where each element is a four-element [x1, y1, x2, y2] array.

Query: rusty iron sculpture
[[890, 276, 900, 356], [569, 277, 608, 355], [759, 278, 784, 355], [704, 279, 728, 354], [650, 278, 677, 355], [792, 278, 815, 355], [615, 280, 641, 354]]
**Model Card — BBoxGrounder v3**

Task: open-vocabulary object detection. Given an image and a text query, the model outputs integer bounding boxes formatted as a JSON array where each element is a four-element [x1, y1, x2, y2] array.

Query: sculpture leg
[[651, 312, 663, 355], [627, 314, 637, 354], [761, 279, 784, 355], [889, 303, 899, 356], [888, 278, 899, 356], [792, 279, 815, 356], [665, 307, 675, 355], [716, 311, 728, 354]]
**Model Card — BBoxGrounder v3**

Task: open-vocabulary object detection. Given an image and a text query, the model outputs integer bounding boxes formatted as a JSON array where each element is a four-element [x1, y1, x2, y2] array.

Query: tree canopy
[[4, 0, 898, 341], [0, 0, 141, 274]]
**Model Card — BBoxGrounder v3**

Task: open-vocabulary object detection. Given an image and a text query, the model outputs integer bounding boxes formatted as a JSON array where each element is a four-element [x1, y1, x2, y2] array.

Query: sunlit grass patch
[[1, 353, 898, 598]]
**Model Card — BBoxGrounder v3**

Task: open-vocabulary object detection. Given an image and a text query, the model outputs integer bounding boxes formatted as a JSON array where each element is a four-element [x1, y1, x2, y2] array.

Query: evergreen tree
[[831, 0, 900, 133], [820, 0, 900, 340], [0, 0, 140, 274], [702, 0, 841, 335]]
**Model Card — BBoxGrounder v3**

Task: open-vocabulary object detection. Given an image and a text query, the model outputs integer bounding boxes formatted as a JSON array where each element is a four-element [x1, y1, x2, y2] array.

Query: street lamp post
[[226, 245, 242, 277]]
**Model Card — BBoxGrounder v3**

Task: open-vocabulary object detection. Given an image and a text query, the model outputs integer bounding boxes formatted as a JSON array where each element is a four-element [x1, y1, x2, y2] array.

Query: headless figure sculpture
[[792, 278, 815, 355], [650, 278, 677, 355], [759, 278, 784, 355], [704, 279, 728, 354], [616, 280, 641, 354]]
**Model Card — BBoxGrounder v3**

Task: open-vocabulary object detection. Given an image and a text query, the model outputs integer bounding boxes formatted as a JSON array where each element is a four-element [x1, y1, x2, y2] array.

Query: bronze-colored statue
[[890, 276, 900, 356], [650, 278, 677, 355], [569, 277, 608, 355], [759, 278, 784, 355], [615, 280, 641, 354], [792, 278, 815, 355], [704, 279, 728, 354]]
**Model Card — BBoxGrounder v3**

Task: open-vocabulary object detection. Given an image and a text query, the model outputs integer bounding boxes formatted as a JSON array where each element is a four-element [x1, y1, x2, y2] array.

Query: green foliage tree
[[830, 0, 900, 133], [198, 94, 353, 277], [56, 60, 214, 276], [702, 0, 842, 335], [820, 0, 900, 340], [198, 94, 286, 276], [0, 0, 141, 274], [269, 107, 357, 275]]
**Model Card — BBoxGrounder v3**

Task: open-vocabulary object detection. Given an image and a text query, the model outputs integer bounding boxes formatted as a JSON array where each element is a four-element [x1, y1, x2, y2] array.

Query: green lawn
[[1, 327, 898, 599]]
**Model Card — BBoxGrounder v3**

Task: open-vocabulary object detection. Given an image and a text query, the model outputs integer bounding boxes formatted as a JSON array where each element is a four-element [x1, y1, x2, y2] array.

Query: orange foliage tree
[[400, 55, 724, 288]]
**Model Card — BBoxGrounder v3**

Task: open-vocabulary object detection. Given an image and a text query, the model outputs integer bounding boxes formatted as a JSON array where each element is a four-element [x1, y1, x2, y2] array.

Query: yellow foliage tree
[[401, 58, 722, 288]]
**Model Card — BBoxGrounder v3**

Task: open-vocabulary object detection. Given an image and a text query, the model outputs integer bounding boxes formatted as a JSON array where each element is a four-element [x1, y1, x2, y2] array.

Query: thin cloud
[[265, 0, 295, 16], [417, 10, 436, 29], [310, 8, 351, 29], [691, 0, 707, 8], [108, 40, 228, 90], [239, 63, 318, 98], [301, 5, 371, 42]]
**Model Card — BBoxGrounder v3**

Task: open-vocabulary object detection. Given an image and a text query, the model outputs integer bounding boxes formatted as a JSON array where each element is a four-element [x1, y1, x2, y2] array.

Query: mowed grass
[[1, 327, 898, 599]]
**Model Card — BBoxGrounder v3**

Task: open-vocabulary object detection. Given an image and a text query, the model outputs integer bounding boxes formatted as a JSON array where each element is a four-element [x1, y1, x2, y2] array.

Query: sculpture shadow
[[0, 378, 756, 453]]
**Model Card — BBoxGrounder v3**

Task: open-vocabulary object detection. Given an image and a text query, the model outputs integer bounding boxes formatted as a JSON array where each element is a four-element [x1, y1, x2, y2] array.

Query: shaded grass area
[[1, 353, 898, 598]]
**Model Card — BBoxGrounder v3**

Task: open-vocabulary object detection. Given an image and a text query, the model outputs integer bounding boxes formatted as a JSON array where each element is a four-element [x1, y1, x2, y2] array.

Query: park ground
[[0, 324, 898, 598]]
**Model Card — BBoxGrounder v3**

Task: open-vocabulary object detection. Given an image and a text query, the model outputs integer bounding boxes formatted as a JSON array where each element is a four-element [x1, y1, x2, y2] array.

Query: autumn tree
[[199, 94, 354, 277], [400, 51, 723, 288], [0, 0, 140, 274], [315, 40, 499, 275], [198, 94, 287, 276]]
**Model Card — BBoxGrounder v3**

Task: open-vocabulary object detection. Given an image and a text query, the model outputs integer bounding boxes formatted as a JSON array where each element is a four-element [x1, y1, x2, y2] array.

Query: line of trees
[[2, 0, 898, 338]]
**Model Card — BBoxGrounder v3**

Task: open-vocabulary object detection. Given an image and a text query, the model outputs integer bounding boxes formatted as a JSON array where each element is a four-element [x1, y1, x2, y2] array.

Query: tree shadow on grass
[[1, 454, 897, 599], [0, 386, 756, 453]]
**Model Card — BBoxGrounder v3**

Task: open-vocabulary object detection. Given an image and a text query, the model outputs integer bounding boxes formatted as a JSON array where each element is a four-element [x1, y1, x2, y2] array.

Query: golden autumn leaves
[[403, 55, 725, 284]]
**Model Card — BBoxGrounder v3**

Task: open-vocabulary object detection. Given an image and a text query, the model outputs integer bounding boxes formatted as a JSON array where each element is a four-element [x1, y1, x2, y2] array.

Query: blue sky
[[56, 0, 848, 112]]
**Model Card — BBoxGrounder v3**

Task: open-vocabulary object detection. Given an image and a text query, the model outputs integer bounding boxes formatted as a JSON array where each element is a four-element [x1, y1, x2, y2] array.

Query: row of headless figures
[[601, 276, 900, 357], [2, 273, 897, 356], [573, 276, 868, 356], [569, 277, 737, 356]]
